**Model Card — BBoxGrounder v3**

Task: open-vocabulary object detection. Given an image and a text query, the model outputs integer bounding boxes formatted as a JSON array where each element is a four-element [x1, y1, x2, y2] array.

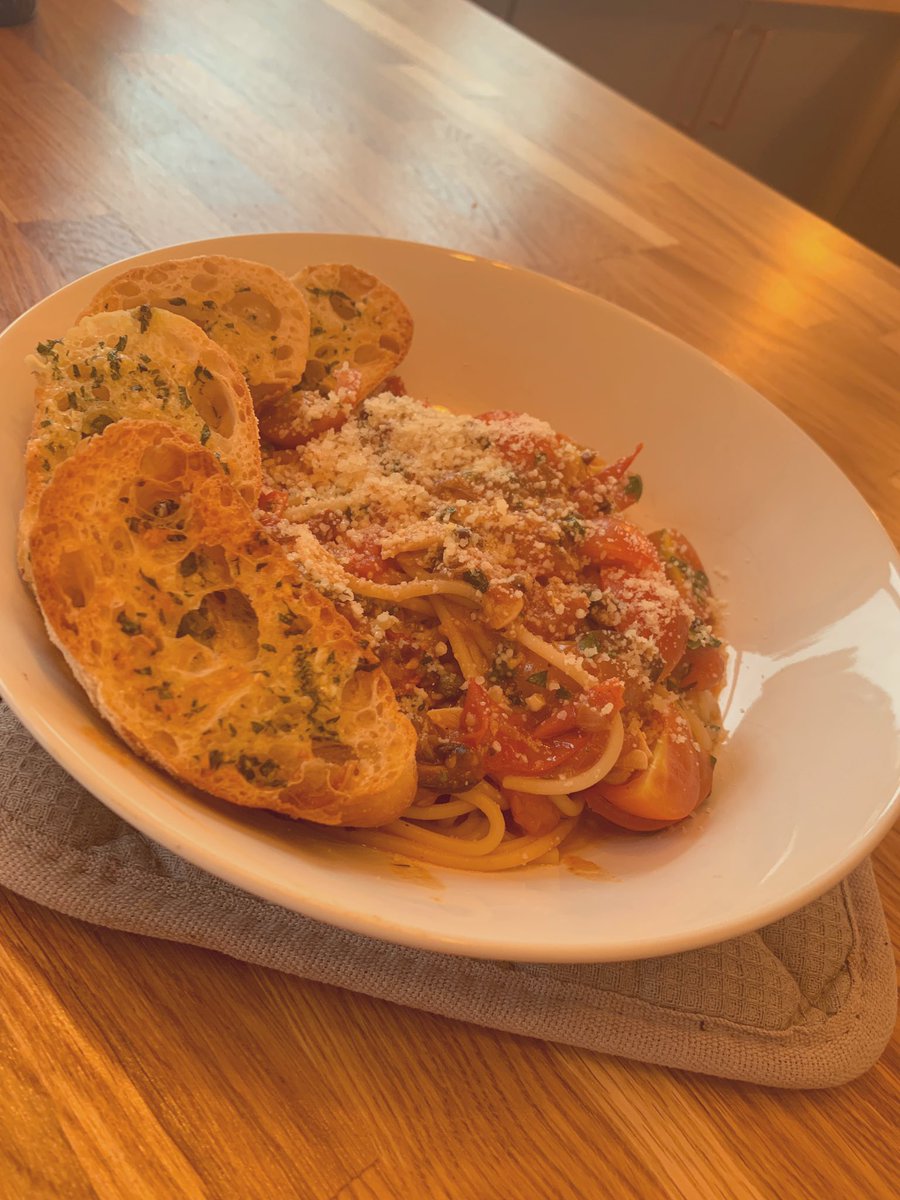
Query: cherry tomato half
[[649, 528, 712, 618], [582, 516, 660, 574], [582, 704, 704, 823], [602, 569, 690, 681], [507, 791, 561, 836], [677, 645, 727, 693], [584, 793, 672, 832], [460, 681, 586, 775]]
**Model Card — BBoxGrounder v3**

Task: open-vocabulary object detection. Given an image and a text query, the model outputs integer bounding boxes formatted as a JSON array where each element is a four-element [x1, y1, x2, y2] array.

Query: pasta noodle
[[511, 625, 597, 691], [344, 818, 580, 872], [348, 577, 482, 604], [262, 389, 727, 870], [429, 595, 487, 680]]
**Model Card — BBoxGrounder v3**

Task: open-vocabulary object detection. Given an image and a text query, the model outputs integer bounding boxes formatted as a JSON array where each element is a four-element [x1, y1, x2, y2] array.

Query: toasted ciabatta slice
[[79, 255, 311, 404], [291, 263, 412, 398], [30, 421, 418, 827], [18, 307, 261, 582]]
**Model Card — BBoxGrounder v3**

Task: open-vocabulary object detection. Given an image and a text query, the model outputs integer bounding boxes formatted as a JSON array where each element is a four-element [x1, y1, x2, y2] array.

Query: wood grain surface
[[0, 1, 898, 1197]]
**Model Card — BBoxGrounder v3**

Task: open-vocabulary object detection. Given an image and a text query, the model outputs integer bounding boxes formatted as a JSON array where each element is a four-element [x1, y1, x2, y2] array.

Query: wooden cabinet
[[693, 3, 900, 214], [510, 1, 746, 129], [479, 0, 900, 261], [839, 95, 900, 262], [475, 0, 516, 17]]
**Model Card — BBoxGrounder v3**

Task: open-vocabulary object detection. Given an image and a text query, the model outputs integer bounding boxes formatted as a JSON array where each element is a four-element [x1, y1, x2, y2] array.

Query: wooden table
[[1, 1, 897, 1196]]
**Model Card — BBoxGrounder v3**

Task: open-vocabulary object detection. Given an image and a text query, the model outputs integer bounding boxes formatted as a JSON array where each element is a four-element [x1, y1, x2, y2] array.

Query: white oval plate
[[2, 233, 898, 962]]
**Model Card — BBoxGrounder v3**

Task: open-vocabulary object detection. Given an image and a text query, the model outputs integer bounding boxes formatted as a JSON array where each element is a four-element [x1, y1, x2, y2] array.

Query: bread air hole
[[301, 359, 326, 388], [139, 442, 188, 483], [223, 291, 280, 331], [273, 344, 292, 360], [340, 672, 376, 715], [164, 300, 205, 324], [111, 532, 133, 555], [337, 265, 375, 300], [328, 293, 357, 322], [133, 479, 182, 521], [379, 334, 400, 353], [313, 741, 353, 764], [117, 281, 141, 298], [178, 543, 232, 587], [57, 550, 94, 609], [189, 373, 236, 438], [176, 588, 258, 662], [191, 274, 217, 292], [149, 730, 178, 757], [353, 343, 379, 364]]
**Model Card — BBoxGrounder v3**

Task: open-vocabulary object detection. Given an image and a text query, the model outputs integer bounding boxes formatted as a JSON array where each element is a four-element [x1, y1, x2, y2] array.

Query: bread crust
[[80, 255, 311, 404], [29, 420, 418, 827], [18, 307, 261, 582]]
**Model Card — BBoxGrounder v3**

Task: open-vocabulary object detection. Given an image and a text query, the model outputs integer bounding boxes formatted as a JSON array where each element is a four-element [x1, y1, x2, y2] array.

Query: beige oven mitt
[[0, 700, 894, 1089]]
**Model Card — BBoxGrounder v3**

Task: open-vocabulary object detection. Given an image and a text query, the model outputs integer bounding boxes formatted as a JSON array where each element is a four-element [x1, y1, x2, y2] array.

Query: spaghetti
[[260, 392, 726, 869]]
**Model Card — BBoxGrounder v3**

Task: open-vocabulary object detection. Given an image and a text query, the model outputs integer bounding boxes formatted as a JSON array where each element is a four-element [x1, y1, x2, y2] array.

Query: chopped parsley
[[116, 612, 142, 636], [462, 568, 489, 593], [177, 608, 215, 644], [236, 753, 286, 788], [687, 619, 722, 651], [576, 631, 604, 655], [559, 513, 586, 541]]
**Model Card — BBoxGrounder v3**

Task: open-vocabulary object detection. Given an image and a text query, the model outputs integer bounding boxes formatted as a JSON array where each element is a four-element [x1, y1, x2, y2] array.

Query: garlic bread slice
[[19, 307, 261, 582], [80, 254, 311, 404], [29, 421, 417, 828], [291, 263, 412, 398]]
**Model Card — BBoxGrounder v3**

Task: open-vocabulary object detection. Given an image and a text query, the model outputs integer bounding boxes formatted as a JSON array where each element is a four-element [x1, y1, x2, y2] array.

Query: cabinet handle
[[671, 24, 738, 134], [707, 26, 771, 131]]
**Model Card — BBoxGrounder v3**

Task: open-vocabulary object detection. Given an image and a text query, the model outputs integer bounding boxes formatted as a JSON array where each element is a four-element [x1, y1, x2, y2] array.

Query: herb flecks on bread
[[292, 263, 412, 398], [29, 421, 418, 827], [80, 255, 311, 404], [18, 307, 261, 582]]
